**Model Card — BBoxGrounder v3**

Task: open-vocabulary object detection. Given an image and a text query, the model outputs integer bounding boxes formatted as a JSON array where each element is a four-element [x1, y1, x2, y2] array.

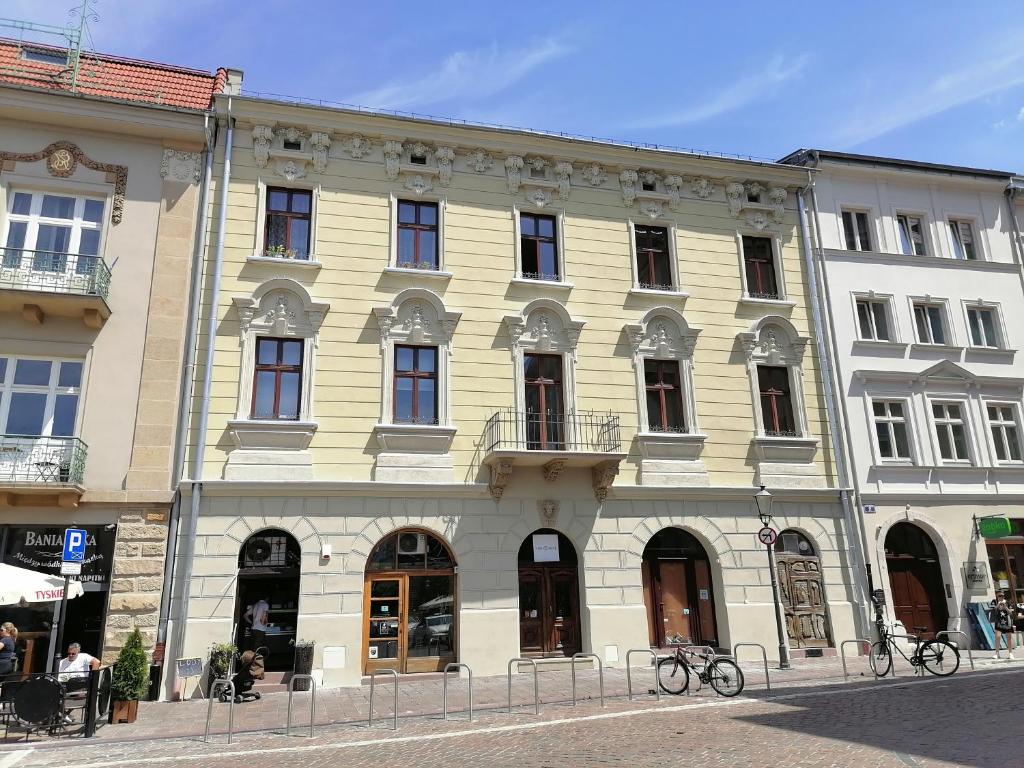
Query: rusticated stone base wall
[[102, 508, 169, 664]]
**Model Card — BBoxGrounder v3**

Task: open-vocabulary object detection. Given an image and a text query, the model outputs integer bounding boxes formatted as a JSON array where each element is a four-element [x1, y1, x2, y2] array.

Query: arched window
[[774, 529, 815, 557], [235, 529, 301, 671], [366, 530, 455, 571], [238, 529, 300, 570]]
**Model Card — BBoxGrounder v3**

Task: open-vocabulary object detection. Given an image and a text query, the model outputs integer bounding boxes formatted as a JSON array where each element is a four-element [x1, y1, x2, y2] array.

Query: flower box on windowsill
[[247, 254, 322, 270]]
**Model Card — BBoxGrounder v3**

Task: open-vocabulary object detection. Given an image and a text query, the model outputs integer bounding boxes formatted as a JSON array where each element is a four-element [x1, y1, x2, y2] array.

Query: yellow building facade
[[170, 92, 863, 693]]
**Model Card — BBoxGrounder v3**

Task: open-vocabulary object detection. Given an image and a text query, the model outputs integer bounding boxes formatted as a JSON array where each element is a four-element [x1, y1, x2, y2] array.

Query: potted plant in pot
[[110, 627, 148, 724], [207, 642, 236, 696]]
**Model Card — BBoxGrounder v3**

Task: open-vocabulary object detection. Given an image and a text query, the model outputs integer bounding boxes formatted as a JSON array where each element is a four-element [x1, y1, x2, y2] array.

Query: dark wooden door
[[655, 561, 691, 644], [518, 565, 580, 656], [777, 555, 831, 648], [888, 561, 946, 639], [524, 354, 564, 449]]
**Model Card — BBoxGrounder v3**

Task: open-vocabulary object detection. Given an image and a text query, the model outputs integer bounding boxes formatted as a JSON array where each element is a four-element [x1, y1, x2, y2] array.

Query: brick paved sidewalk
[[2, 648, 1015, 748]]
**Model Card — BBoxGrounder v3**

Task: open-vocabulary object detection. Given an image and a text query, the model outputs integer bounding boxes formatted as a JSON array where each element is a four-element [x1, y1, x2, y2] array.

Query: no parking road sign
[[756, 526, 778, 547]]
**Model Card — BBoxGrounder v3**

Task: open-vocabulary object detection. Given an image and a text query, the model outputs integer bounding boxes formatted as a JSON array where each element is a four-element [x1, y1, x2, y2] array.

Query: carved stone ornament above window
[[160, 149, 201, 183], [232, 277, 329, 345], [0, 141, 128, 224], [343, 133, 373, 158], [581, 163, 606, 186], [737, 315, 809, 366], [382, 140, 455, 189], [252, 124, 329, 179], [725, 180, 788, 229], [466, 148, 494, 173], [621, 168, 685, 213], [691, 177, 714, 199], [505, 154, 572, 203]]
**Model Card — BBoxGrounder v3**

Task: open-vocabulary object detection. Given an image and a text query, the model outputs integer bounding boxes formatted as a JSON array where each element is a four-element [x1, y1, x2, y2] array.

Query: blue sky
[[9, 1, 1024, 170]]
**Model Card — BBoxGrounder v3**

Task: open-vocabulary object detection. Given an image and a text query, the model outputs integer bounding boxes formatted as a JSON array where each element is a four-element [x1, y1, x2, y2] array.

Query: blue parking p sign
[[63, 528, 88, 562]]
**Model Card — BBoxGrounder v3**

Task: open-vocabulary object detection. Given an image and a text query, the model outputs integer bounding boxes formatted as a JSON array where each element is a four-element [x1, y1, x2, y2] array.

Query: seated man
[[57, 642, 100, 724]]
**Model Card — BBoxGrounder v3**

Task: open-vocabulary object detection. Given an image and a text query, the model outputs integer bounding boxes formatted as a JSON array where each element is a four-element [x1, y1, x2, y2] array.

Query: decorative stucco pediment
[[738, 315, 809, 365], [503, 299, 584, 355], [625, 307, 702, 359], [232, 278, 329, 342], [373, 288, 461, 348]]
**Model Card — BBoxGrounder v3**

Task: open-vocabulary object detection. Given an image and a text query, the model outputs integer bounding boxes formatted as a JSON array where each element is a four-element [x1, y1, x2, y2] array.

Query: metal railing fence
[[484, 409, 621, 453], [0, 249, 111, 300]]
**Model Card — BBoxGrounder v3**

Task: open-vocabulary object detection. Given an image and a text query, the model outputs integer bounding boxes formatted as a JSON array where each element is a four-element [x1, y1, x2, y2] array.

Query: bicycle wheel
[[869, 641, 892, 677], [657, 656, 690, 695], [919, 640, 960, 677], [708, 658, 744, 697]]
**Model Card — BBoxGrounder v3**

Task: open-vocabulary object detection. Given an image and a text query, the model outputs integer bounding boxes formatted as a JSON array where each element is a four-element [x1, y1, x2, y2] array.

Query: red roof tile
[[0, 38, 221, 110]]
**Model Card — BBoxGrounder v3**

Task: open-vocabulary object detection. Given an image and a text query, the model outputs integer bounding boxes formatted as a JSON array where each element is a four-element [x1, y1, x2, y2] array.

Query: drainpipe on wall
[[169, 100, 234, 678], [796, 175, 871, 639], [156, 115, 216, 656], [1004, 179, 1024, 289]]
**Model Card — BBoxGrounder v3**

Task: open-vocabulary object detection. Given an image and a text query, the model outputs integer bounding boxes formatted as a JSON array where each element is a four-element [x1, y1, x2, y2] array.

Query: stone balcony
[[0, 248, 112, 328], [0, 434, 88, 507]]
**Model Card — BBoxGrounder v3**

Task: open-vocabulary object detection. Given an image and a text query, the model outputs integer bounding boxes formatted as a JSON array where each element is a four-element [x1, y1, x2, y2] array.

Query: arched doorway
[[884, 522, 948, 639], [235, 529, 301, 671], [642, 528, 718, 648], [363, 529, 456, 674], [518, 529, 581, 657], [774, 530, 832, 648]]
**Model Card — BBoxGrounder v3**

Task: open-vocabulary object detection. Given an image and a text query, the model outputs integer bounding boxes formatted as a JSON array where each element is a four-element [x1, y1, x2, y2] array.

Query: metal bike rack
[[368, 669, 399, 730], [286, 674, 316, 738], [442, 662, 473, 721], [203, 679, 235, 744], [507, 657, 540, 715], [936, 630, 974, 671], [732, 643, 771, 695], [625, 648, 660, 701], [570, 653, 604, 707], [840, 639, 870, 681]]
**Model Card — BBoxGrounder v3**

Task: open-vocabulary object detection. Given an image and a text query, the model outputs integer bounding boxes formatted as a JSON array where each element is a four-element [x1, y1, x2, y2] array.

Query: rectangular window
[[988, 405, 1023, 462], [524, 353, 564, 449], [520, 213, 559, 281], [644, 359, 686, 432], [634, 225, 673, 290], [757, 365, 796, 436], [949, 219, 977, 260], [896, 214, 926, 256], [265, 188, 312, 259], [393, 345, 437, 425], [856, 299, 891, 341], [742, 236, 779, 299], [0, 356, 82, 436], [912, 303, 947, 345], [932, 402, 970, 461], [872, 400, 911, 460], [841, 210, 871, 251], [2, 190, 104, 274], [251, 337, 303, 420], [967, 306, 1000, 348], [396, 200, 439, 269]]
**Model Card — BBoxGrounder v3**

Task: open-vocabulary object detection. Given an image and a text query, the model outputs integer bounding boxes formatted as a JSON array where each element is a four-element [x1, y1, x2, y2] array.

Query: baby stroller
[[220, 647, 266, 703]]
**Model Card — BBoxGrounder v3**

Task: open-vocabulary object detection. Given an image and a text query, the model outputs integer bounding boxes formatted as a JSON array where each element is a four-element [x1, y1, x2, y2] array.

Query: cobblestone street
[[0, 662, 1019, 767]]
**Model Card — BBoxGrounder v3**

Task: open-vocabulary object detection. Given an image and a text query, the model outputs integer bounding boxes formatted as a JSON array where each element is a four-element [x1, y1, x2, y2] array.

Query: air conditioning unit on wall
[[398, 532, 427, 556]]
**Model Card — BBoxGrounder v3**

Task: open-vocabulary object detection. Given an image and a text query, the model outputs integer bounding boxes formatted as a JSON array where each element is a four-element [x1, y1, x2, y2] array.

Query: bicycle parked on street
[[657, 635, 744, 697], [869, 620, 960, 678]]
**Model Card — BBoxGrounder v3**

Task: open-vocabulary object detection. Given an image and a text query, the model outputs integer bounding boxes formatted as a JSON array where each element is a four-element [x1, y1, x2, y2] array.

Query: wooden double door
[[364, 572, 456, 674], [776, 555, 831, 648], [643, 558, 717, 648], [518, 565, 581, 656], [887, 558, 947, 640]]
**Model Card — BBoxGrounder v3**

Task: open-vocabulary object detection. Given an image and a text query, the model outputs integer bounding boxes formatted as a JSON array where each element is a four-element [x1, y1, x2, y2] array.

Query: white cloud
[[832, 46, 1024, 147], [346, 38, 572, 110], [622, 54, 809, 130]]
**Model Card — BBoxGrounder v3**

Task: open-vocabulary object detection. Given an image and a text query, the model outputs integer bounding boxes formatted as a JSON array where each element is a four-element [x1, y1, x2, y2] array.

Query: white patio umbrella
[[0, 563, 84, 605]]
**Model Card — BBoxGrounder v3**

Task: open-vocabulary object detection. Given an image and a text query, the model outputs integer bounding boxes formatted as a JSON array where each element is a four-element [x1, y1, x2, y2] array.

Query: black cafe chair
[[8, 674, 65, 740], [0, 677, 24, 738]]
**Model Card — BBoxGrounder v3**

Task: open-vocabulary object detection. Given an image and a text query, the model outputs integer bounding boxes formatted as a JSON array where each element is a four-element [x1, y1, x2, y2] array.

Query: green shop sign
[[978, 517, 1013, 539]]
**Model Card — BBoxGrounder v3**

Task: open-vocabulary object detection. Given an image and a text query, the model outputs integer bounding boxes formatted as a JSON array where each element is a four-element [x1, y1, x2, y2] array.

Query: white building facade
[[785, 149, 1024, 646]]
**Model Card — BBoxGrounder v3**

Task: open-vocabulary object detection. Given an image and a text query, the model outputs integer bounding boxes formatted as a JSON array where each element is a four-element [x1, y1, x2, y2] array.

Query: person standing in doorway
[[991, 592, 1016, 660], [243, 597, 270, 651]]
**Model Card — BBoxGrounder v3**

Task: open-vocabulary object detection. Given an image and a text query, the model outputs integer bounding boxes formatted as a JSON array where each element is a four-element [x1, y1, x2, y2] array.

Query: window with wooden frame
[[872, 400, 912, 460], [948, 219, 977, 260], [396, 201, 439, 269], [519, 213, 559, 281], [524, 353, 564, 449], [988, 404, 1023, 463], [931, 401, 970, 461], [757, 365, 796, 436], [251, 337, 303, 420], [264, 188, 312, 259], [644, 359, 686, 433], [841, 209, 871, 251], [912, 302, 947, 345], [741, 235, 780, 300], [634, 225, 673, 291], [393, 345, 438, 425], [856, 298, 892, 341], [967, 305, 1001, 348], [896, 213, 926, 256]]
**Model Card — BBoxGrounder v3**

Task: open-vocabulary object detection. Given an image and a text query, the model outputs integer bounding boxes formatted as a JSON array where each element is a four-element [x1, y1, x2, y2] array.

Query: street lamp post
[[754, 485, 792, 670]]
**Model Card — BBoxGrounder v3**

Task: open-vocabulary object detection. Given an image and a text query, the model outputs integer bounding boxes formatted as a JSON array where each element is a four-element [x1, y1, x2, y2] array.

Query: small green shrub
[[110, 627, 149, 701]]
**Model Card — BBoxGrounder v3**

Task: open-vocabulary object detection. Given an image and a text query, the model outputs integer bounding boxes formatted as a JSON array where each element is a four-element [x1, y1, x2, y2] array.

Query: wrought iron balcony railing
[[0, 435, 87, 486], [484, 409, 621, 454], [0, 248, 112, 300]]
